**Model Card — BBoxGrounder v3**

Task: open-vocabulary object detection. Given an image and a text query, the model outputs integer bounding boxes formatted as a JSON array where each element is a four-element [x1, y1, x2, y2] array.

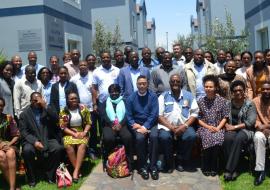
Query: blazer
[[50, 81, 78, 113], [118, 66, 150, 99], [0, 78, 14, 116]]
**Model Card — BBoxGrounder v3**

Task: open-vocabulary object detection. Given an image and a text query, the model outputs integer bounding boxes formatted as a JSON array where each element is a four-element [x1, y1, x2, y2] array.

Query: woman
[[264, 49, 270, 65], [37, 67, 53, 104], [204, 51, 215, 64], [233, 54, 242, 69], [85, 54, 96, 72], [226, 51, 234, 62], [59, 92, 91, 182], [236, 51, 252, 79], [246, 51, 270, 99], [50, 66, 78, 113], [223, 80, 256, 181], [62, 52, 72, 64], [0, 61, 15, 116], [197, 75, 229, 176], [218, 60, 246, 100], [99, 84, 133, 169], [0, 97, 20, 190]]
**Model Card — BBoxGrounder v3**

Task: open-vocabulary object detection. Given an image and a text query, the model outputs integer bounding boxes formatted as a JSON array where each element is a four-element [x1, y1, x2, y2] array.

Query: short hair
[[202, 74, 219, 88], [66, 91, 80, 107], [230, 80, 246, 92], [30, 92, 42, 100], [204, 51, 215, 63], [173, 43, 182, 48], [58, 66, 68, 74], [25, 65, 35, 74], [226, 51, 234, 58], [254, 50, 264, 56], [137, 75, 147, 81], [50, 55, 59, 62], [0, 97, 5, 106], [108, 84, 121, 94], [264, 49, 270, 56], [114, 50, 123, 57], [100, 51, 111, 58], [0, 60, 15, 78], [85, 53, 96, 61], [62, 52, 71, 61], [37, 67, 53, 81], [241, 51, 253, 60]]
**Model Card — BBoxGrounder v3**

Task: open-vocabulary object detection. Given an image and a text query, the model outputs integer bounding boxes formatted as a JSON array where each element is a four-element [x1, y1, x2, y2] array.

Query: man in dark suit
[[19, 92, 64, 187], [118, 51, 150, 100]]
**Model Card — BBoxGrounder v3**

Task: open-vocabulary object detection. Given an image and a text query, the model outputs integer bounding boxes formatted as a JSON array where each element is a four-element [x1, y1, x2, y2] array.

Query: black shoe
[[48, 179, 55, 184], [224, 172, 232, 181], [28, 181, 36, 188], [150, 169, 159, 180], [210, 171, 217, 177], [202, 171, 210, 176], [231, 171, 239, 180], [254, 171, 265, 186], [176, 164, 184, 172], [139, 168, 149, 180], [73, 178, 79, 183]]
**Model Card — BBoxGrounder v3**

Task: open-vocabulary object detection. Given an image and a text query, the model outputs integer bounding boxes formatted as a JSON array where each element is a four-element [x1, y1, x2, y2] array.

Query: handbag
[[56, 163, 72, 188]]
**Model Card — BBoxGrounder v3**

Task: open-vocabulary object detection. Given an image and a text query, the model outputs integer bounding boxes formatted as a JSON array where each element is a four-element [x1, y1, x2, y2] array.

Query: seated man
[[253, 82, 270, 186], [19, 92, 64, 187], [158, 74, 198, 172], [126, 75, 159, 180]]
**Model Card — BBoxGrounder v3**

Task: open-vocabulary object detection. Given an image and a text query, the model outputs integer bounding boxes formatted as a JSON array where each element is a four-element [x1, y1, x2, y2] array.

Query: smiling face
[[28, 52, 37, 66], [3, 64, 13, 79], [136, 77, 148, 94], [232, 85, 245, 101], [204, 80, 216, 98], [12, 55, 22, 70], [169, 74, 181, 93], [225, 60, 237, 75], [67, 93, 79, 109], [261, 83, 270, 100]]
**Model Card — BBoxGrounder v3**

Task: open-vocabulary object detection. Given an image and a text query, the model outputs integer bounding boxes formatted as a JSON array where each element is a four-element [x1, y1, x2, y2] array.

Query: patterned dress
[[197, 95, 229, 149], [59, 104, 92, 147]]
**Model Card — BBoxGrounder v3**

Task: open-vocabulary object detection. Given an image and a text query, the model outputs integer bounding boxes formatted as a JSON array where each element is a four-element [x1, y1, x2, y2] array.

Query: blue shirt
[[59, 82, 67, 110], [21, 64, 44, 76], [129, 66, 140, 92], [194, 63, 206, 101], [43, 81, 53, 104], [139, 59, 159, 72]]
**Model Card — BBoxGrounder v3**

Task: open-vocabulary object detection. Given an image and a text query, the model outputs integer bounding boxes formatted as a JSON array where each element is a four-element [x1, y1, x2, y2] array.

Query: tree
[[0, 49, 6, 64], [173, 34, 195, 50], [111, 21, 123, 51]]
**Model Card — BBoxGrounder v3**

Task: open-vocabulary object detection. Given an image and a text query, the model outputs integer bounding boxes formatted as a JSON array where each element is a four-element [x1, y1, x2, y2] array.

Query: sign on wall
[[46, 16, 64, 50], [18, 29, 42, 52]]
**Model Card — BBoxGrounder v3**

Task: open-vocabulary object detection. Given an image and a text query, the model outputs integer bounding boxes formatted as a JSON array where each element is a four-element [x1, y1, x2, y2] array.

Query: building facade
[[146, 18, 156, 54], [136, 0, 147, 54], [0, 0, 92, 67], [245, 0, 270, 52]]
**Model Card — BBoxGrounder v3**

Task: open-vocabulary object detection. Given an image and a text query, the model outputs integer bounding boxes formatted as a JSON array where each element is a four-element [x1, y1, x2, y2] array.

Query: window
[[63, 0, 81, 10], [65, 33, 82, 55], [259, 28, 269, 50]]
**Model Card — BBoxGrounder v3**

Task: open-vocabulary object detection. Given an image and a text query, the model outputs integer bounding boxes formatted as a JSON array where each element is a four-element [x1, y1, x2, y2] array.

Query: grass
[[0, 159, 100, 190]]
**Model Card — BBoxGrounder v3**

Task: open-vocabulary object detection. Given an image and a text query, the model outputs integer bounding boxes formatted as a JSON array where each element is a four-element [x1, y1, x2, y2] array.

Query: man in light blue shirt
[[139, 47, 159, 72], [21, 51, 44, 75]]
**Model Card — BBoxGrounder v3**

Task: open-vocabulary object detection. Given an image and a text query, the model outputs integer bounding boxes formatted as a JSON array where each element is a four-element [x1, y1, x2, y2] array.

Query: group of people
[[1, 44, 270, 189]]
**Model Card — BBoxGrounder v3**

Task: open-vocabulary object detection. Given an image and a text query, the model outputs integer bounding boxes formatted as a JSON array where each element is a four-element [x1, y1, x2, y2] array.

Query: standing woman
[[204, 51, 215, 64], [0, 61, 15, 116], [197, 75, 229, 176], [246, 51, 270, 99], [50, 66, 78, 113], [264, 49, 270, 66], [37, 67, 53, 105], [59, 92, 91, 182], [236, 51, 253, 79], [0, 97, 20, 190]]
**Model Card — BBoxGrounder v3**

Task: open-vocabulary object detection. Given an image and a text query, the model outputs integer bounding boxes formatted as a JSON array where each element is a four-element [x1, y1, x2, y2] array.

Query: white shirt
[[236, 66, 250, 80], [71, 72, 93, 111], [172, 55, 186, 70], [214, 62, 226, 75], [69, 108, 82, 127], [92, 65, 120, 103]]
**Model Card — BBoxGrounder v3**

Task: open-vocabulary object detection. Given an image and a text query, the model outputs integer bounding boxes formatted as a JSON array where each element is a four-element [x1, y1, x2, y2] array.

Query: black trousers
[[103, 125, 133, 164], [88, 111, 99, 153], [133, 126, 159, 171], [202, 146, 220, 172], [223, 130, 248, 172], [22, 139, 64, 182]]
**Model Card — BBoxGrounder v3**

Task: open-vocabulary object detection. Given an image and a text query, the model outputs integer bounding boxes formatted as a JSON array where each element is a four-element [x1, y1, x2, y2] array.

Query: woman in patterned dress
[[197, 75, 229, 176], [0, 97, 20, 190], [59, 92, 91, 183]]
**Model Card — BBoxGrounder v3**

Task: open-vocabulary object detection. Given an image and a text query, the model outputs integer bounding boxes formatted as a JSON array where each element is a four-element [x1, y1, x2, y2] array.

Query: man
[[184, 47, 193, 64], [139, 47, 159, 72], [172, 43, 186, 70], [19, 92, 64, 187], [124, 45, 133, 65], [13, 65, 43, 118], [49, 55, 60, 83], [11, 55, 23, 82], [70, 60, 97, 159], [21, 51, 44, 75], [126, 75, 159, 180], [253, 82, 270, 186], [149, 51, 187, 96], [155, 47, 165, 65], [158, 74, 198, 172], [215, 49, 227, 75], [114, 50, 127, 69], [64, 49, 80, 78], [185, 49, 217, 100], [118, 51, 150, 100]]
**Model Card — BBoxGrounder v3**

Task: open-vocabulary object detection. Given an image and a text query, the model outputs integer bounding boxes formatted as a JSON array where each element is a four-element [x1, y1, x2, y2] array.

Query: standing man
[[114, 50, 127, 69], [124, 45, 133, 65], [215, 50, 227, 75], [149, 51, 186, 96], [13, 65, 43, 119], [19, 92, 63, 187], [118, 51, 150, 100], [64, 49, 80, 78], [253, 82, 270, 186], [139, 47, 159, 72], [126, 75, 159, 180], [11, 55, 24, 82], [185, 49, 217, 101], [158, 74, 198, 172], [172, 44, 186, 70], [49, 55, 60, 83], [155, 47, 165, 65], [21, 51, 44, 75], [184, 47, 193, 64]]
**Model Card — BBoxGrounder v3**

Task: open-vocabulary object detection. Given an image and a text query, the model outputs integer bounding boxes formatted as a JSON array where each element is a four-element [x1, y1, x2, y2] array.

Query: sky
[[145, 0, 196, 50]]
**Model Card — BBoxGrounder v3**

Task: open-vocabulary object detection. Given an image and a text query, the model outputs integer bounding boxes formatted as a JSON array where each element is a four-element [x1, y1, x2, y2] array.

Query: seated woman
[[0, 97, 20, 190], [223, 80, 256, 181], [99, 84, 133, 169], [59, 92, 91, 183], [197, 75, 229, 176]]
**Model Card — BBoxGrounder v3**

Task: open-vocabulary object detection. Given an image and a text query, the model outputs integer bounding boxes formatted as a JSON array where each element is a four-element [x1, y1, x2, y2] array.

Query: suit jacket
[[118, 66, 150, 99], [19, 106, 61, 149], [0, 78, 14, 116], [50, 81, 78, 113]]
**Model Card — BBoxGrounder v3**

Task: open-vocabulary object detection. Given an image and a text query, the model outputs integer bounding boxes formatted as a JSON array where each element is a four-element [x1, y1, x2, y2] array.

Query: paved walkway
[[80, 162, 222, 190]]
